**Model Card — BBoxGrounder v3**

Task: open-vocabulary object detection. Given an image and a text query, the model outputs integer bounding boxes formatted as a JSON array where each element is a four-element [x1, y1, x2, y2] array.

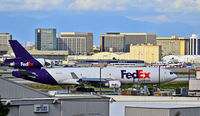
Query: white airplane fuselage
[[46, 67, 177, 85]]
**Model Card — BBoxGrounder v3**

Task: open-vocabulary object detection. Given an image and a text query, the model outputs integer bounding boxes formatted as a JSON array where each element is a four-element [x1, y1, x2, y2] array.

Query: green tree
[[0, 99, 9, 116]]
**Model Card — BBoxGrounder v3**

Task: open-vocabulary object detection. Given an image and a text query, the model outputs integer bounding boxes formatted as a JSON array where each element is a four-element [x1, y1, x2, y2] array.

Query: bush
[[0, 100, 9, 116]]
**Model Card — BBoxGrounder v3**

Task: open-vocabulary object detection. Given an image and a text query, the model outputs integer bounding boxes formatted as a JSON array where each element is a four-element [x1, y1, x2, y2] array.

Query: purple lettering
[[121, 70, 150, 79]]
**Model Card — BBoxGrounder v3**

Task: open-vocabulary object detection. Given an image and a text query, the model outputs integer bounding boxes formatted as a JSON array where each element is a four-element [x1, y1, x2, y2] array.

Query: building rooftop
[[104, 95, 200, 105], [125, 103, 200, 109], [101, 33, 156, 36], [157, 36, 190, 40], [27, 50, 68, 55]]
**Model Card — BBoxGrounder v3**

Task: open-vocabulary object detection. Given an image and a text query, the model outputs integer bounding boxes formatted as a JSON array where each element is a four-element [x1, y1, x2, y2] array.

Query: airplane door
[[159, 69, 166, 82], [162, 70, 167, 82], [164, 71, 167, 81]]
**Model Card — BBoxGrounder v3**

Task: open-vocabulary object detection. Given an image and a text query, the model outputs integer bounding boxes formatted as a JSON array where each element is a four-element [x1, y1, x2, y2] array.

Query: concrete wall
[[6, 100, 61, 116], [14, 104, 60, 116], [125, 107, 169, 116], [189, 80, 200, 91], [61, 99, 109, 116], [5, 98, 109, 116]]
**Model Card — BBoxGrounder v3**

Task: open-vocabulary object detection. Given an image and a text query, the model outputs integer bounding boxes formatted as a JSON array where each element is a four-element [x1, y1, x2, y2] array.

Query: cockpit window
[[170, 72, 174, 75]]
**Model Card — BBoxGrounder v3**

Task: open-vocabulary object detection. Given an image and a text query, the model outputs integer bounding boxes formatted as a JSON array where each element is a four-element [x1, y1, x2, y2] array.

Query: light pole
[[100, 67, 102, 95], [133, 77, 135, 89], [158, 66, 160, 89]]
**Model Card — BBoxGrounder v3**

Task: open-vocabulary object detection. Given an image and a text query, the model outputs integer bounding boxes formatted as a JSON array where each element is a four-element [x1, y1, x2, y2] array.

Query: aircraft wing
[[70, 72, 120, 88], [71, 72, 107, 82], [81, 78, 107, 82]]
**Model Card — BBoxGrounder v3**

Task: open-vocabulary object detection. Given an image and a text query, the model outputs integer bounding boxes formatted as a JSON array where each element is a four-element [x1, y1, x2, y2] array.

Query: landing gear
[[75, 83, 95, 92], [76, 87, 95, 92]]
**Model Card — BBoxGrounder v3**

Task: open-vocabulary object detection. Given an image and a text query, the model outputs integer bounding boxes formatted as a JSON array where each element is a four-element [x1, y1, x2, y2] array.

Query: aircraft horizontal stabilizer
[[13, 70, 37, 78]]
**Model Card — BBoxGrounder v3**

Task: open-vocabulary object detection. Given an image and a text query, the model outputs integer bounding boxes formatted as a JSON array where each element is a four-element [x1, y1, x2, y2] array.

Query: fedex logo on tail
[[121, 70, 150, 79], [21, 62, 34, 67]]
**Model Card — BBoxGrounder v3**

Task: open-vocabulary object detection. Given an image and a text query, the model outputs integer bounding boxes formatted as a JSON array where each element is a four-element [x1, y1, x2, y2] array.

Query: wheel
[[89, 88, 95, 92]]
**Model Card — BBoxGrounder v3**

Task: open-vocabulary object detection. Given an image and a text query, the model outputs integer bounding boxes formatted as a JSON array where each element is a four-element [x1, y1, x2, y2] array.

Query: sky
[[0, 0, 200, 45]]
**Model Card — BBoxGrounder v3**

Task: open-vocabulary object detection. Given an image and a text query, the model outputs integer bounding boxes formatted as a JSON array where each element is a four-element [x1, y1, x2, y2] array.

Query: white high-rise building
[[57, 37, 87, 55], [190, 34, 199, 55], [57, 32, 93, 55]]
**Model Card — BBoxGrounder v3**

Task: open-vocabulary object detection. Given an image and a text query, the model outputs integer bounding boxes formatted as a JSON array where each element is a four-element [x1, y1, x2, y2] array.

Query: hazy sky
[[0, 0, 200, 45]]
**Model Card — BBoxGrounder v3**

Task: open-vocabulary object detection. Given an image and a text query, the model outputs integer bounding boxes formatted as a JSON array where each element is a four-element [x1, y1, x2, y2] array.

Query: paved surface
[[173, 75, 195, 82]]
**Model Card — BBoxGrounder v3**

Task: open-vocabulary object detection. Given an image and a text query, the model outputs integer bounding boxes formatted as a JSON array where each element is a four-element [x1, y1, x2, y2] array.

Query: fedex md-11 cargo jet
[[5, 40, 177, 91]]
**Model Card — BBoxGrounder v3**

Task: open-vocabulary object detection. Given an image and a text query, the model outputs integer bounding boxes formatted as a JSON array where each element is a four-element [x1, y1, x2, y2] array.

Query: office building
[[35, 28, 57, 50], [100, 32, 125, 52], [57, 37, 86, 55], [129, 43, 161, 63], [156, 36, 190, 57], [57, 32, 93, 55], [0, 33, 12, 55], [123, 33, 157, 51], [100, 33, 156, 52], [189, 34, 199, 55]]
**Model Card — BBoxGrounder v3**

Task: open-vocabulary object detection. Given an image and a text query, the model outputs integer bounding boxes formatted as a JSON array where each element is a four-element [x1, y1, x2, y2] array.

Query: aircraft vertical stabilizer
[[9, 40, 34, 60]]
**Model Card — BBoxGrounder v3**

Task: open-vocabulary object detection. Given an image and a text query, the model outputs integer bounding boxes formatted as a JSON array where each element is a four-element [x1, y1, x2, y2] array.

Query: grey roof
[[0, 77, 50, 99], [125, 103, 200, 109]]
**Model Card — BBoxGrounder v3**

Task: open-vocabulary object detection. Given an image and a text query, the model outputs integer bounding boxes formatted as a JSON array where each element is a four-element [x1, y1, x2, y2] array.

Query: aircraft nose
[[172, 73, 177, 80], [169, 71, 177, 81]]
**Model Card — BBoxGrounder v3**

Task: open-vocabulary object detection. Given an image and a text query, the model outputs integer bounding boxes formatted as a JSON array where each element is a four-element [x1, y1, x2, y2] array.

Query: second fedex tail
[[8, 40, 177, 91]]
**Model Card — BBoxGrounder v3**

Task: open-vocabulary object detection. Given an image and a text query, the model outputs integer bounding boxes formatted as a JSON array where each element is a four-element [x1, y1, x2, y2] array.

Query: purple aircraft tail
[[5, 40, 43, 69], [9, 40, 34, 60]]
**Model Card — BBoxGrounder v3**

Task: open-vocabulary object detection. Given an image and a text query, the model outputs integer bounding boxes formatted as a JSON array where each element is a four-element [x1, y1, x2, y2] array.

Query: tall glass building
[[35, 28, 56, 50]]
